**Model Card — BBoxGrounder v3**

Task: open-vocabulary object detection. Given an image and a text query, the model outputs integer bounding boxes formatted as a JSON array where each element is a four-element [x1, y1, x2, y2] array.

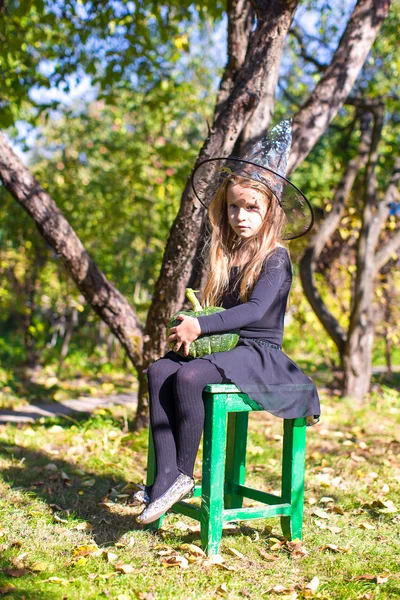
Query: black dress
[[196, 247, 320, 424]]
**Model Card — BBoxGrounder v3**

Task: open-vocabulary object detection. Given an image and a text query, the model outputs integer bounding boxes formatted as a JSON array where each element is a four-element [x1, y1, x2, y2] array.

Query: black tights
[[146, 351, 228, 502]]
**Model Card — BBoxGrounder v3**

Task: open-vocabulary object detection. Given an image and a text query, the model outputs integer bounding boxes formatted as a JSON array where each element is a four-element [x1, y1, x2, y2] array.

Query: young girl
[[135, 119, 320, 525]]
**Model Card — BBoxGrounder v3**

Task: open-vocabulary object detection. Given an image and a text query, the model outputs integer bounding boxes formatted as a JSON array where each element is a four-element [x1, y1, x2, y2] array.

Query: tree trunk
[[342, 108, 383, 399], [135, 0, 301, 428], [59, 307, 78, 370], [0, 133, 145, 376], [300, 112, 373, 356]]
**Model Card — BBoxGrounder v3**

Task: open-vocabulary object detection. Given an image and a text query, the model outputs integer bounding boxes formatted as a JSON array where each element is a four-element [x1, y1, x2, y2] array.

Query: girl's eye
[[230, 204, 259, 210]]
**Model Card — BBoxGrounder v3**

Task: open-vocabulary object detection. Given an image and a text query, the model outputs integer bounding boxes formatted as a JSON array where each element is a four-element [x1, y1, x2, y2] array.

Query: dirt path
[[0, 392, 138, 423]]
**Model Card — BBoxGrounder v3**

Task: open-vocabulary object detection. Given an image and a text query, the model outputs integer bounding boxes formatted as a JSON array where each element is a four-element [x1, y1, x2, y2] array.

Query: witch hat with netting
[[191, 118, 314, 240]]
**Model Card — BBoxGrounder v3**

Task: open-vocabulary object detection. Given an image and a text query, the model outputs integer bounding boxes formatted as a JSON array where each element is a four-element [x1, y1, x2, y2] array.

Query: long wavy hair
[[201, 175, 288, 307]]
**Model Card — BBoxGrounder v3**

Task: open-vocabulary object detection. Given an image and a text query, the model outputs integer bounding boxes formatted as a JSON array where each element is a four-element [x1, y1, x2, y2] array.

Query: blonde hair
[[201, 175, 289, 307]]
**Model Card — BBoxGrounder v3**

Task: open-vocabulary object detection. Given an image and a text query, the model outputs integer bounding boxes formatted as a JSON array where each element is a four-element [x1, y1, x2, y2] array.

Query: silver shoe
[[136, 473, 194, 525], [132, 485, 151, 505]]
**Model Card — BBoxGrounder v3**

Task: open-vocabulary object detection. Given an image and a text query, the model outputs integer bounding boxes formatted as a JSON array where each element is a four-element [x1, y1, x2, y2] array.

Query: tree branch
[[299, 112, 374, 353], [288, 0, 391, 175], [289, 26, 328, 72], [214, 0, 255, 121], [0, 132, 144, 370]]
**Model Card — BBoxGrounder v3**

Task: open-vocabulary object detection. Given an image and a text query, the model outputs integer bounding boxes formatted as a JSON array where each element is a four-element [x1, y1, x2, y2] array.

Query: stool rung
[[171, 501, 201, 521], [223, 503, 291, 522], [234, 484, 282, 505]]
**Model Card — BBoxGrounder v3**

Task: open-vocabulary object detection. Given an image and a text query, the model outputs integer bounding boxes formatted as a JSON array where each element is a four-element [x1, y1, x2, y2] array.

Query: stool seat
[[144, 383, 307, 556]]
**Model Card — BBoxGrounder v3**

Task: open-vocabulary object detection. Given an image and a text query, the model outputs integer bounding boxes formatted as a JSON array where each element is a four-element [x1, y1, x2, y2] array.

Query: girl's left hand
[[168, 315, 201, 357]]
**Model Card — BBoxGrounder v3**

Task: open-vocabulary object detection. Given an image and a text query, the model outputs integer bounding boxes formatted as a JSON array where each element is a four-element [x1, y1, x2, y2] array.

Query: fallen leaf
[[178, 543, 206, 558], [204, 553, 225, 567], [322, 544, 351, 554], [81, 479, 96, 487], [0, 584, 16, 595], [319, 497, 334, 504], [172, 520, 190, 532], [160, 555, 189, 569], [267, 584, 298, 598], [286, 540, 309, 559], [327, 526, 342, 534], [73, 544, 99, 557], [311, 509, 330, 520], [40, 577, 73, 585], [216, 582, 228, 595], [305, 576, 320, 593], [332, 505, 345, 515], [5, 567, 30, 577], [115, 563, 135, 574], [259, 549, 278, 561], [44, 463, 58, 471], [354, 574, 389, 584], [106, 551, 118, 563], [12, 552, 28, 566], [53, 514, 68, 524], [60, 471, 72, 486], [30, 561, 47, 572], [75, 522, 93, 531], [359, 522, 376, 530], [226, 547, 245, 559]]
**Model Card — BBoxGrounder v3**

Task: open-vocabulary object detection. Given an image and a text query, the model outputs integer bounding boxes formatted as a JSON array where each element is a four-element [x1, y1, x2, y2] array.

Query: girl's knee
[[174, 363, 204, 390]]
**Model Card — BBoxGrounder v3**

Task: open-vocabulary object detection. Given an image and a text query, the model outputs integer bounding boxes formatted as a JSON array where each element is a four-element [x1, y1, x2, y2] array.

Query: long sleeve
[[197, 248, 292, 335]]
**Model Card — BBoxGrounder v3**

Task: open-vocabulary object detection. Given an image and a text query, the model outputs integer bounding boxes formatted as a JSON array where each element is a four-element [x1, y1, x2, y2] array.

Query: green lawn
[[0, 383, 399, 599]]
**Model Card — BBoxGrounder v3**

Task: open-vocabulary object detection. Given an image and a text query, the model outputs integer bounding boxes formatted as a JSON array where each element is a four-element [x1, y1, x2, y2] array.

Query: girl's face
[[226, 183, 267, 239]]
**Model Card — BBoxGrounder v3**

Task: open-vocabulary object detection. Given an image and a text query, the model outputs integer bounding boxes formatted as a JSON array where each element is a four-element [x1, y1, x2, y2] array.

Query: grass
[[0, 385, 399, 599]]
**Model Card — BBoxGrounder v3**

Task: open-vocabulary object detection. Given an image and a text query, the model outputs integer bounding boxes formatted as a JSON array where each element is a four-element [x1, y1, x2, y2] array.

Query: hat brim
[[191, 157, 314, 241]]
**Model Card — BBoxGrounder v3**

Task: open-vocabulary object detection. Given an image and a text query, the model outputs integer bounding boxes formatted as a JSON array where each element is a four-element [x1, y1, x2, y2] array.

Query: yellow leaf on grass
[[30, 561, 47, 572], [73, 544, 99, 557], [0, 584, 16, 594], [178, 543, 206, 557]]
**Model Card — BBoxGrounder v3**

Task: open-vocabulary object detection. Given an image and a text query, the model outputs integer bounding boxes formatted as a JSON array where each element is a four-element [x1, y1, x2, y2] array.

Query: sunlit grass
[[0, 389, 399, 599]]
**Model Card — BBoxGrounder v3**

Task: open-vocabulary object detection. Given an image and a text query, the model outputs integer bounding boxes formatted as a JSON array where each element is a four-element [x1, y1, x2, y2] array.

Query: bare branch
[[288, 0, 391, 175], [215, 0, 255, 120], [289, 27, 327, 72]]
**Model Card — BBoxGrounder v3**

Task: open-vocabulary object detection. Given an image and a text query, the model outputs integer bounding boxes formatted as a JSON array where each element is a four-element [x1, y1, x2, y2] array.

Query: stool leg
[[225, 412, 248, 509], [200, 392, 227, 556], [280, 419, 306, 540], [143, 426, 165, 530]]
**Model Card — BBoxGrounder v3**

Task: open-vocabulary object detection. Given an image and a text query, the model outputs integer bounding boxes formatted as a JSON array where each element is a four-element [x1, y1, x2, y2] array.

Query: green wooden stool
[[144, 383, 307, 556]]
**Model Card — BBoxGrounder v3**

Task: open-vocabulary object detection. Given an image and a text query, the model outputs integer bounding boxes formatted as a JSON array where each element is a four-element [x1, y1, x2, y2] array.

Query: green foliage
[[0, 0, 224, 127]]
